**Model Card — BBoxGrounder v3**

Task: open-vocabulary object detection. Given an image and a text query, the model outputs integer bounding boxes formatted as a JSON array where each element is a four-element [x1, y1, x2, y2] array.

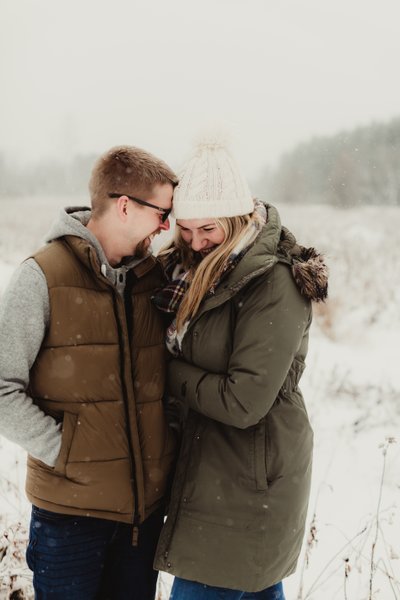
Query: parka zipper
[[160, 418, 202, 566]]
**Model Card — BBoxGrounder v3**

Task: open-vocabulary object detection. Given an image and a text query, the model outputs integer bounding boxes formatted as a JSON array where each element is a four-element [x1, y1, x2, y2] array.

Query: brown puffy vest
[[26, 235, 176, 525]]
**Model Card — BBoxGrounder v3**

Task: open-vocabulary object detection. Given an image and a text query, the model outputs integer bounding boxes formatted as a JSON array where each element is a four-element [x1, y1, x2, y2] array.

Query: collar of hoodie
[[101, 263, 130, 295], [46, 207, 147, 295]]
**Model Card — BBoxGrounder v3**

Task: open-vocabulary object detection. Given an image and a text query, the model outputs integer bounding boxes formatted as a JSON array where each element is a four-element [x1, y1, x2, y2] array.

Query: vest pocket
[[53, 412, 78, 475]]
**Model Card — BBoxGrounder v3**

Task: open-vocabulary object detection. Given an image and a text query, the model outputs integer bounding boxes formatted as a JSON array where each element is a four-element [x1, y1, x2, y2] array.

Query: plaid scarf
[[152, 248, 195, 316]]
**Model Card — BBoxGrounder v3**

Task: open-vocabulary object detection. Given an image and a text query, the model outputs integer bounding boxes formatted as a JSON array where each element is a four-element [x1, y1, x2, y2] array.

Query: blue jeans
[[170, 578, 285, 599], [26, 505, 164, 599]]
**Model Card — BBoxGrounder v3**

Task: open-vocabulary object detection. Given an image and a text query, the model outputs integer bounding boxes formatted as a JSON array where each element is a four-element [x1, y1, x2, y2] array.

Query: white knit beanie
[[172, 141, 254, 219]]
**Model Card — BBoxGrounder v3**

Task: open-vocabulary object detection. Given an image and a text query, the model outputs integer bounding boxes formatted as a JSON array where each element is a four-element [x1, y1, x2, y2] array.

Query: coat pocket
[[53, 412, 78, 475], [252, 420, 268, 491]]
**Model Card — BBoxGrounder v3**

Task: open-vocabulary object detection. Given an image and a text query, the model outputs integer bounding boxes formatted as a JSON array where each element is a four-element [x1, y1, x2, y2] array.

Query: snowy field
[[0, 197, 399, 599]]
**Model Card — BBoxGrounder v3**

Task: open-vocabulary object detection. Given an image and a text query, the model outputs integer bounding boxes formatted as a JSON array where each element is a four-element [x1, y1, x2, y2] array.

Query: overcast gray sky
[[1, 0, 400, 179]]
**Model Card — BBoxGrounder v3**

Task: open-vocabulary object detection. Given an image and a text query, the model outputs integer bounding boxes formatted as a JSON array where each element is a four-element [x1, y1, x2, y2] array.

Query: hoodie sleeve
[[0, 259, 62, 466]]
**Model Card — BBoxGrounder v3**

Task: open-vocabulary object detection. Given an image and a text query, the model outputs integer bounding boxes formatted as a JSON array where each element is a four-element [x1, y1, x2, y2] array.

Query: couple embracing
[[0, 140, 327, 599]]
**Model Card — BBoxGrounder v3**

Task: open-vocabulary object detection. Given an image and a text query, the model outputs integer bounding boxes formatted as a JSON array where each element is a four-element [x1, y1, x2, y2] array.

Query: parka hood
[[277, 226, 328, 302], [222, 204, 328, 303]]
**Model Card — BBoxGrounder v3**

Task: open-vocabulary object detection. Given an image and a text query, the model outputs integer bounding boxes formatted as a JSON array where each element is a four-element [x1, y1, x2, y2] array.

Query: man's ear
[[116, 195, 129, 221]]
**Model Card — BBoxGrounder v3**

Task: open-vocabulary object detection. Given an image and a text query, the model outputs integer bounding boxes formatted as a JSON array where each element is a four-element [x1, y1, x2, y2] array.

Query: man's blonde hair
[[89, 145, 178, 217]]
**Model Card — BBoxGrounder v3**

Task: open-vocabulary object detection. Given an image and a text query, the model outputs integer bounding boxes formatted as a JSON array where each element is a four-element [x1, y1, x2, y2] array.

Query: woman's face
[[176, 219, 226, 256]]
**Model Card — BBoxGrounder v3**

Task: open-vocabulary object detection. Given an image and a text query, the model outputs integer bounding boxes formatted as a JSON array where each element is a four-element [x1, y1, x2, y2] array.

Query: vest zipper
[[111, 291, 141, 546]]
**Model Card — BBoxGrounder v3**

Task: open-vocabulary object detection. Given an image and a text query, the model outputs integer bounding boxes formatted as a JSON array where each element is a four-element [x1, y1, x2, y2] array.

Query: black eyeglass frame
[[108, 193, 171, 223]]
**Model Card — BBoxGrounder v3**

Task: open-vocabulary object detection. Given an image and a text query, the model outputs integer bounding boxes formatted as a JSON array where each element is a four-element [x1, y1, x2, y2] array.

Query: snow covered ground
[[0, 198, 399, 599]]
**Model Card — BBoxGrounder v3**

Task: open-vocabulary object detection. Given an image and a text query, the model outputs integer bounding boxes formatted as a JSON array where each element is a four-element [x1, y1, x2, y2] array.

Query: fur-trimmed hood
[[213, 203, 328, 304], [277, 226, 328, 303]]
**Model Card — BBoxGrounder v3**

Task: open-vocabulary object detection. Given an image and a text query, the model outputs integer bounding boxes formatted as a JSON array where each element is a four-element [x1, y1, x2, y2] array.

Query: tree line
[[254, 116, 400, 207], [0, 154, 97, 198], [2, 116, 400, 205]]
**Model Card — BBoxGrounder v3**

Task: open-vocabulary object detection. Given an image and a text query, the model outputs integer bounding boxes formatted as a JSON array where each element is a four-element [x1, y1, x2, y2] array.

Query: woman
[[153, 141, 328, 599]]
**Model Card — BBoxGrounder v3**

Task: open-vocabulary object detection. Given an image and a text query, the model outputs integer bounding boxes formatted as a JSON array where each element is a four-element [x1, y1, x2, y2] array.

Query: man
[[0, 146, 178, 599]]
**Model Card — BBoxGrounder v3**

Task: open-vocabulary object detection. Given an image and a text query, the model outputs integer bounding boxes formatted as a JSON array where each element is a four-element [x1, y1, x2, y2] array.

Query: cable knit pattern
[[172, 141, 254, 219]]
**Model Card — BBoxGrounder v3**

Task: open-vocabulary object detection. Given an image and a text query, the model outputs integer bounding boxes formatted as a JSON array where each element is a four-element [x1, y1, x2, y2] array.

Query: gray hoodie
[[0, 207, 145, 466]]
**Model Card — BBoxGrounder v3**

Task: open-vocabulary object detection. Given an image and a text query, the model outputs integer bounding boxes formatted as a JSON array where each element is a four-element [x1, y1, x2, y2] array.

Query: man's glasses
[[108, 193, 171, 223]]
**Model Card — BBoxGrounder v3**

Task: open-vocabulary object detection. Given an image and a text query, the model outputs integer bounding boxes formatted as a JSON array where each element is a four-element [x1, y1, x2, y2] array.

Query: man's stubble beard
[[135, 236, 152, 258]]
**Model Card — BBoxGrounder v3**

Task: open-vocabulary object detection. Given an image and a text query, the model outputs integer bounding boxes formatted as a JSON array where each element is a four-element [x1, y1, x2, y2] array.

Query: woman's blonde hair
[[160, 209, 262, 330]]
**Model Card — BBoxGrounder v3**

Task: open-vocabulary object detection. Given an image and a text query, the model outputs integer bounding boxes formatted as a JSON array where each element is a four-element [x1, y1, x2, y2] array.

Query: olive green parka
[[154, 204, 328, 592]]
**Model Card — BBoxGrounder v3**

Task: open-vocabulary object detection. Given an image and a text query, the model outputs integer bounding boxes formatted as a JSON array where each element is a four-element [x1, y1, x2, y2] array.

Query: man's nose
[[159, 218, 170, 231]]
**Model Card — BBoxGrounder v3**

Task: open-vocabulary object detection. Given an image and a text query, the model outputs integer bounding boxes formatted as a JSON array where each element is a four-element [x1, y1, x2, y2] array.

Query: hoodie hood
[[45, 206, 146, 293], [45, 206, 93, 243]]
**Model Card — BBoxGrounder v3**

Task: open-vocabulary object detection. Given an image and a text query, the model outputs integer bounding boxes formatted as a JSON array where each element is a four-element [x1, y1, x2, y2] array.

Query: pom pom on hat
[[172, 137, 254, 219]]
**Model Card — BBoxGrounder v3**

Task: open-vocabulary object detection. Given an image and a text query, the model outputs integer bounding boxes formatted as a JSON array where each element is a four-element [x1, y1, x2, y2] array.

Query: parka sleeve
[[167, 264, 312, 429]]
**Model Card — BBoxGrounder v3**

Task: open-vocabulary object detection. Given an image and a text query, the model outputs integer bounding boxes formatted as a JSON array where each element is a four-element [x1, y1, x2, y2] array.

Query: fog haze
[[2, 0, 400, 178]]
